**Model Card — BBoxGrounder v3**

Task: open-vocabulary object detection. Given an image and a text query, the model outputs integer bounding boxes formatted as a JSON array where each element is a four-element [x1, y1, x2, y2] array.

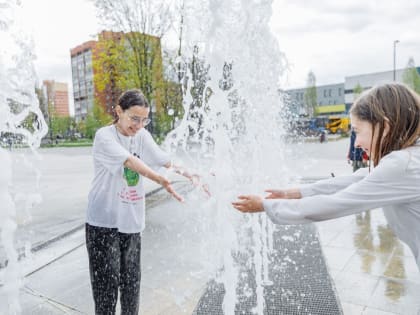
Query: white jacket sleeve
[[299, 167, 368, 197], [263, 151, 420, 225]]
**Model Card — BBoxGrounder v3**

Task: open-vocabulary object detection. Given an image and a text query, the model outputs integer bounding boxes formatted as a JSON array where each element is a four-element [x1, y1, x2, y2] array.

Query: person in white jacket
[[232, 83, 420, 270]]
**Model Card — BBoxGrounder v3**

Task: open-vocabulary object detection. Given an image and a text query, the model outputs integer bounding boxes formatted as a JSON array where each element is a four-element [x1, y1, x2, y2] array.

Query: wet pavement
[[1, 139, 420, 314]]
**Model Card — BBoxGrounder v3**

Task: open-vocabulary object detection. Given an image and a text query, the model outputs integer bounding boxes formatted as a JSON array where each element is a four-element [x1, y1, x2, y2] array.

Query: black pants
[[86, 224, 141, 315]]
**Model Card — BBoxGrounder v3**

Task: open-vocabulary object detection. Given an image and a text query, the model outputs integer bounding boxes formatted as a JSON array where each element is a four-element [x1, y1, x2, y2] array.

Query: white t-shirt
[[86, 125, 170, 233], [263, 142, 420, 270]]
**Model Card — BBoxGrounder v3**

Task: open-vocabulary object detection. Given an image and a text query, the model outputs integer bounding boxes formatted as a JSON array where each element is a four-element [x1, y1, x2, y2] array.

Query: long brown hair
[[350, 83, 420, 166]]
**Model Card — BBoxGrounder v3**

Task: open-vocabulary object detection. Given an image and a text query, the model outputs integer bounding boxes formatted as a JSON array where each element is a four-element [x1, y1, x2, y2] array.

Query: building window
[[338, 88, 342, 96]]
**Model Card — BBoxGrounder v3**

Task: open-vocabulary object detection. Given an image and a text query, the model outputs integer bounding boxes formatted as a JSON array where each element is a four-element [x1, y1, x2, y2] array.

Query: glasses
[[127, 114, 151, 126]]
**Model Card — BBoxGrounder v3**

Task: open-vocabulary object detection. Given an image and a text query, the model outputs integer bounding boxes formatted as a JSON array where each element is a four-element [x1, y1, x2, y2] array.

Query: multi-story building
[[286, 66, 420, 117], [70, 40, 96, 123], [42, 80, 70, 117], [344, 68, 420, 109], [70, 30, 163, 123], [286, 83, 346, 117]]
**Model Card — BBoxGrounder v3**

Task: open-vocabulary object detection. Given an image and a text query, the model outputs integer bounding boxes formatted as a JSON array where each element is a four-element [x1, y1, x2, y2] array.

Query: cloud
[[270, 0, 420, 88]]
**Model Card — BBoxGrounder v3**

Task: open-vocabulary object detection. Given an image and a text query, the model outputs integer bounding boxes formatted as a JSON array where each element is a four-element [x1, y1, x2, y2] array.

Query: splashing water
[[164, 0, 292, 313], [0, 1, 48, 313]]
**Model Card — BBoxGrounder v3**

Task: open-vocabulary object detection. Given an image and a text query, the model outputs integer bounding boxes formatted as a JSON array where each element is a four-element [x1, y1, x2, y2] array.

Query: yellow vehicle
[[325, 116, 350, 134]]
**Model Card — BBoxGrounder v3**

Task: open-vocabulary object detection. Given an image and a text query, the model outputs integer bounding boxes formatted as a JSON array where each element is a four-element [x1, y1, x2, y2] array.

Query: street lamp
[[393, 40, 399, 81]]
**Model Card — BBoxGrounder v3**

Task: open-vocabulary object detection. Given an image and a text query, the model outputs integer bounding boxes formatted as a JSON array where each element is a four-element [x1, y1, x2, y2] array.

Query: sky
[[17, 0, 420, 114]]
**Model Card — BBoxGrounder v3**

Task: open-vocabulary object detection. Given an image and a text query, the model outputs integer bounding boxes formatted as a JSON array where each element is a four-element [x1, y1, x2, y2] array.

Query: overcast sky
[[272, 0, 420, 88], [18, 0, 420, 113]]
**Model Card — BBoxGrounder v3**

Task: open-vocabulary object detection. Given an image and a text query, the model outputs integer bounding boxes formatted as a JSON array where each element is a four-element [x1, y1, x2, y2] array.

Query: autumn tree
[[93, 33, 127, 116], [92, 0, 172, 138]]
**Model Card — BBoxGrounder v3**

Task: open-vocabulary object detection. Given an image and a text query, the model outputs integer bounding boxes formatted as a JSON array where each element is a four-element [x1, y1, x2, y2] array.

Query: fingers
[[172, 191, 185, 202], [201, 184, 211, 197], [231, 201, 249, 212], [165, 183, 184, 203], [232, 195, 263, 213], [233, 196, 252, 209]]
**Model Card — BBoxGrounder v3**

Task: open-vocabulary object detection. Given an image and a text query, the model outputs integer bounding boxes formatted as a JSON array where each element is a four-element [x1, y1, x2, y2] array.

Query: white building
[[344, 68, 408, 108]]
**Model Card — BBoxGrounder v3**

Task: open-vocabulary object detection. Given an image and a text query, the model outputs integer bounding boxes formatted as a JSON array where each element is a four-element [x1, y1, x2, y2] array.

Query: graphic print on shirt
[[118, 186, 143, 203], [117, 152, 143, 204], [123, 152, 140, 186], [123, 167, 139, 186]]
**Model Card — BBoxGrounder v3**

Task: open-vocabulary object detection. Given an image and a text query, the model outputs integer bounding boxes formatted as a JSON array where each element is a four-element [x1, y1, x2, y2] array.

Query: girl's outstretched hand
[[160, 177, 184, 202], [232, 195, 263, 213], [172, 166, 211, 197]]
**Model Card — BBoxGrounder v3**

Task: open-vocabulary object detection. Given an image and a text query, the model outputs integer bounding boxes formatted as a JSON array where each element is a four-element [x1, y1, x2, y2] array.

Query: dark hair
[[113, 89, 149, 123], [350, 83, 420, 166], [118, 89, 149, 110]]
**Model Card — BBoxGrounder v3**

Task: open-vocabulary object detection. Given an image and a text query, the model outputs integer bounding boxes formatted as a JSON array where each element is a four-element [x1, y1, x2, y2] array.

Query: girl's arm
[[257, 166, 368, 201], [298, 167, 368, 197], [233, 150, 418, 224], [125, 155, 184, 202]]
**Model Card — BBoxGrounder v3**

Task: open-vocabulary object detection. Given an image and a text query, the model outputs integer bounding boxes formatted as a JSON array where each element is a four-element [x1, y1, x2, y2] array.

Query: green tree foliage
[[50, 115, 71, 138], [81, 102, 113, 139], [93, 0, 172, 139], [304, 71, 317, 116], [403, 57, 420, 94], [353, 83, 363, 99], [156, 78, 183, 142]]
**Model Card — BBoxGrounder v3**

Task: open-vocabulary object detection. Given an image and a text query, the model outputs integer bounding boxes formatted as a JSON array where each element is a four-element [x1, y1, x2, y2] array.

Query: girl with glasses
[[85, 89, 192, 314]]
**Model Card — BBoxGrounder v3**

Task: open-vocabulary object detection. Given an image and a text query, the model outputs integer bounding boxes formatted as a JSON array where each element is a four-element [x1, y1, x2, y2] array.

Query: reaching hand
[[232, 195, 264, 213], [176, 167, 212, 197], [160, 177, 184, 202]]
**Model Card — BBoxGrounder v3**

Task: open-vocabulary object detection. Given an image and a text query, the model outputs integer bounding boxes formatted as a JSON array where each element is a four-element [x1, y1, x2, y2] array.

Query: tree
[[50, 115, 71, 138], [82, 101, 113, 139], [155, 50, 184, 141], [92, 0, 172, 129], [35, 86, 48, 120], [93, 34, 127, 116], [353, 83, 363, 100], [304, 71, 317, 116], [402, 57, 420, 94]]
